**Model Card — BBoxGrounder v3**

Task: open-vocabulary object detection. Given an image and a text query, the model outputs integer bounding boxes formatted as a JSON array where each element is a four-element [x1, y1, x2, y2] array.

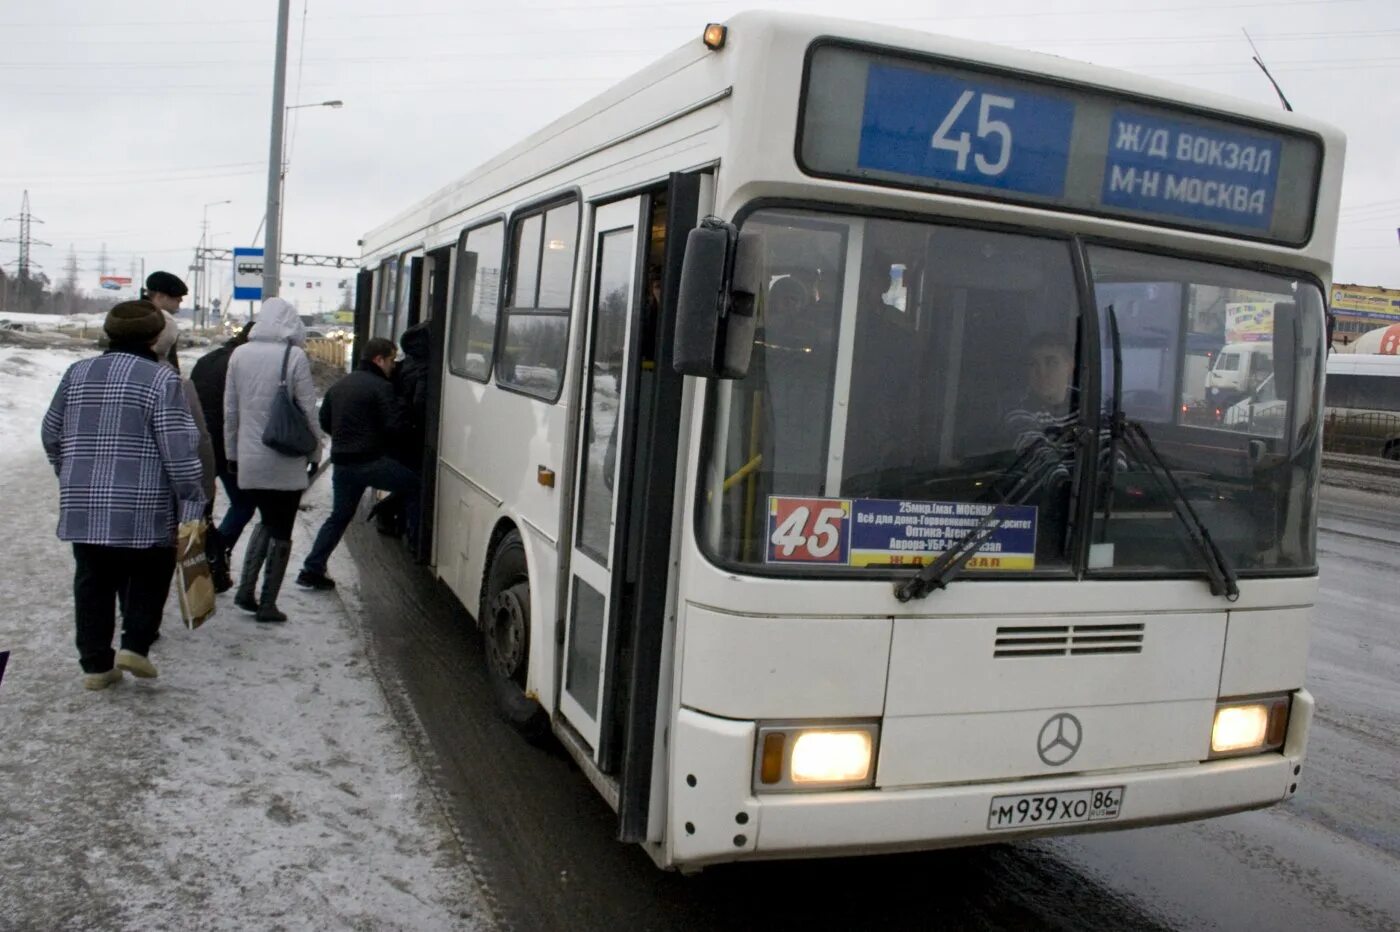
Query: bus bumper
[[668, 689, 1312, 867]]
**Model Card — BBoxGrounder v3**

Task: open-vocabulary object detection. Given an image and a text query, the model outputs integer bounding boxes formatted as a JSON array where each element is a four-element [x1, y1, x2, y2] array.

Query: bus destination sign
[[800, 43, 1321, 244], [858, 63, 1076, 198], [766, 496, 1037, 570], [1100, 110, 1281, 231]]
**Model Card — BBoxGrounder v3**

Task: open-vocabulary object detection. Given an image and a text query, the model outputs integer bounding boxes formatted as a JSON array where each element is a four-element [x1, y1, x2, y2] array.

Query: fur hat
[[145, 270, 188, 298], [104, 300, 166, 342]]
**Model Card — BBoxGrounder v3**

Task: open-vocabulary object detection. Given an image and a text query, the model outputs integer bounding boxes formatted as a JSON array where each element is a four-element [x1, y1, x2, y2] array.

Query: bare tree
[[61, 245, 80, 314]]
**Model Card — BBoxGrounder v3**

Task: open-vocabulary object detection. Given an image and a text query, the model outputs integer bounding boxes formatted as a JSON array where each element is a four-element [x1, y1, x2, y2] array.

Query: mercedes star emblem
[[1037, 712, 1083, 766]]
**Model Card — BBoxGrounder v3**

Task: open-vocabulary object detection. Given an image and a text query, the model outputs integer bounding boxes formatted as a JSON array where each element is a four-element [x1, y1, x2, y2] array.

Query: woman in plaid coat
[[41, 300, 207, 689]]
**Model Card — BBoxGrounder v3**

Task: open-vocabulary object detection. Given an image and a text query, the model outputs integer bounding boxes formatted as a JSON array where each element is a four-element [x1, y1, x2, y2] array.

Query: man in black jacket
[[370, 321, 430, 536], [296, 337, 418, 590], [189, 321, 254, 590]]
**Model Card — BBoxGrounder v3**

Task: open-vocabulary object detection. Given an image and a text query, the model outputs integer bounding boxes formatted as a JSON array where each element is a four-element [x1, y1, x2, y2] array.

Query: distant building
[[1331, 283, 1400, 349]]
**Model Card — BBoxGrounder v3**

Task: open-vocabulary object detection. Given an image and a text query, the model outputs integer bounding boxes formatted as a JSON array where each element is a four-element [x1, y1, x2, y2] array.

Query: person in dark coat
[[297, 337, 418, 590], [143, 270, 187, 370], [41, 300, 207, 688], [190, 320, 255, 590], [224, 298, 322, 622], [371, 321, 430, 536]]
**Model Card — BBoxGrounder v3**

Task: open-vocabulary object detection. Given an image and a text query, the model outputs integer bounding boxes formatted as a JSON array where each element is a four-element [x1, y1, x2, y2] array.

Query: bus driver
[[1004, 330, 1078, 452]]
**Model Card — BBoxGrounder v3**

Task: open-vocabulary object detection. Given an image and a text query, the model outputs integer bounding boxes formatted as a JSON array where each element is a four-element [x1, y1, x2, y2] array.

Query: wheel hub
[[487, 583, 528, 680]]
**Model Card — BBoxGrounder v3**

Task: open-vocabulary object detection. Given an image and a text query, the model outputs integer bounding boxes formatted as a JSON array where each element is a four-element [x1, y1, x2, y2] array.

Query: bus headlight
[[754, 723, 879, 791], [1210, 696, 1290, 757]]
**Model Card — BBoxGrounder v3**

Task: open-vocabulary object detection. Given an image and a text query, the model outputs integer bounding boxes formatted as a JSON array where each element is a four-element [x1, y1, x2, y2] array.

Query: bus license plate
[[986, 786, 1124, 831]]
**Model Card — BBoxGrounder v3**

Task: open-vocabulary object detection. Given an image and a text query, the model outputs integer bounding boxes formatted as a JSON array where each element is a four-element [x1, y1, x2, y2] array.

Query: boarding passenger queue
[[40, 277, 420, 690]]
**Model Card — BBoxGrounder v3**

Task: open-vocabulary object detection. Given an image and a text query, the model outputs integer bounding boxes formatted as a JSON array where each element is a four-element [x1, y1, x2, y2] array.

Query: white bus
[[1323, 353, 1400, 459], [355, 11, 1343, 869]]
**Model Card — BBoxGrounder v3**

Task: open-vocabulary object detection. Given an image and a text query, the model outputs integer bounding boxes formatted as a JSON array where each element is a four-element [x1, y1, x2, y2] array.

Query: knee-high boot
[[206, 523, 233, 593], [234, 524, 270, 614], [256, 539, 292, 623]]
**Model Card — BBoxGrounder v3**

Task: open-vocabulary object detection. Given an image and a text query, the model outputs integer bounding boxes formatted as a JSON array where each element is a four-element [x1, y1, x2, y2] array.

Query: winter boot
[[367, 497, 401, 536], [256, 539, 292, 623], [206, 525, 234, 594], [83, 668, 123, 690], [115, 649, 158, 679], [234, 524, 271, 614]]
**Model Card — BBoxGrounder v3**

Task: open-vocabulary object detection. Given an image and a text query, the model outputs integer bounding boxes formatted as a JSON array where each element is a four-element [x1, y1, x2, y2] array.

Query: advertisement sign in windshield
[[766, 496, 1037, 570]]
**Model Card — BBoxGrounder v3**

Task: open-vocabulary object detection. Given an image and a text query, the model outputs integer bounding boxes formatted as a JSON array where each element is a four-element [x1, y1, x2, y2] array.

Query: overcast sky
[[2, 0, 1397, 310]]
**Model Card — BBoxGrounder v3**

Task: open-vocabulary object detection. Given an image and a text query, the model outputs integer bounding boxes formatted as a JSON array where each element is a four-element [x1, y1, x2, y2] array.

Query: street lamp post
[[198, 199, 231, 328], [260, 6, 343, 305], [262, 0, 292, 300], [277, 99, 343, 284]]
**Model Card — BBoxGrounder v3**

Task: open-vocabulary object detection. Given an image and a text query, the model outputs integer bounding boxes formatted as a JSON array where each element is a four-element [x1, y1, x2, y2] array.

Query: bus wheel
[[483, 530, 548, 737]]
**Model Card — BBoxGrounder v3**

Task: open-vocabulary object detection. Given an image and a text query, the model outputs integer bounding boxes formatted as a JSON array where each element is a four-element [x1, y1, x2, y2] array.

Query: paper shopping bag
[[176, 521, 217, 630]]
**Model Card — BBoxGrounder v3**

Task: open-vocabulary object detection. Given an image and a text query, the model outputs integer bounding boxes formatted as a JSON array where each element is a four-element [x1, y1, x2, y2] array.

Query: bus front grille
[[994, 623, 1145, 658]]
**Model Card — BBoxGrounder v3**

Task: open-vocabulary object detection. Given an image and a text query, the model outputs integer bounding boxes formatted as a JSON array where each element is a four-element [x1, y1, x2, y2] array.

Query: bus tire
[[482, 530, 548, 738]]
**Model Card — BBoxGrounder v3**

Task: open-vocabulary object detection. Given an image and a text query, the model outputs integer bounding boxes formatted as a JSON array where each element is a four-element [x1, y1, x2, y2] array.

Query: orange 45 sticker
[[766, 497, 852, 564]]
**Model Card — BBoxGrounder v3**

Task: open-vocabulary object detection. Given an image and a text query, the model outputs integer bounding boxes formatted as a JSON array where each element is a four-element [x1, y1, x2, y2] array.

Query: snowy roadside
[[0, 345, 489, 931]]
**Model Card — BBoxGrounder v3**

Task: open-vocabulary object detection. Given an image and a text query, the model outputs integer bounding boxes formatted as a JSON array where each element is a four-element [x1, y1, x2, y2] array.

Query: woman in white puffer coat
[[223, 297, 322, 621]]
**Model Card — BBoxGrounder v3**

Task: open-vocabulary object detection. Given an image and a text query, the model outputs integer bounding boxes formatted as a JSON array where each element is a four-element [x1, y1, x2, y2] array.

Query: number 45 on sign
[[932, 90, 1014, 177], [766, 497, 851, 564]]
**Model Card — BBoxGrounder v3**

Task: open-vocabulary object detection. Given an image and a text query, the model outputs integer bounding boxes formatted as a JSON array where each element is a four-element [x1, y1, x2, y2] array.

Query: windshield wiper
[[894, 428, 1083, 602], [1103, 305, 1239, 601], [1114, 418, 1240, 600]]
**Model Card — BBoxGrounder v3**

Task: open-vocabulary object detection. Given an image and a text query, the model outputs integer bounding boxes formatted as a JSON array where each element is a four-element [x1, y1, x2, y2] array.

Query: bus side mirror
[[673, 219, 762, 379], [1272, 301, 1298, 405]]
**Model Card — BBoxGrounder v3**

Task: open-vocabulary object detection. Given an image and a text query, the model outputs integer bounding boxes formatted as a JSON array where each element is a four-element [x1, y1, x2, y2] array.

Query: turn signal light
[[703, 23, 727, 50], [760, 732, 785, 785]]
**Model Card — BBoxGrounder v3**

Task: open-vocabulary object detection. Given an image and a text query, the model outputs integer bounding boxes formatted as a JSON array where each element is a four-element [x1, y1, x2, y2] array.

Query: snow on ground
[[0, 345, 489, 931]]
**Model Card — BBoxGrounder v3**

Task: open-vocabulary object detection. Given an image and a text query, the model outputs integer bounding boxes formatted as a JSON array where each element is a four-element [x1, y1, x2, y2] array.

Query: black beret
[[145, 270, 188, 298], [104, 300, 166, 342]]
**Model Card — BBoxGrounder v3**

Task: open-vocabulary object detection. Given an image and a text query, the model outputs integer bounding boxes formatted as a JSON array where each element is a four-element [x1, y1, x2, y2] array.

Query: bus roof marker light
[[703, 23, 727, 50]]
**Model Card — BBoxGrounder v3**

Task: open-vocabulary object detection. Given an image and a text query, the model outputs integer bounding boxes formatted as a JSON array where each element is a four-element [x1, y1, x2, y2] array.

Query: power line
[[0, 0, 1372, 29], [0, 161, 263, 182]]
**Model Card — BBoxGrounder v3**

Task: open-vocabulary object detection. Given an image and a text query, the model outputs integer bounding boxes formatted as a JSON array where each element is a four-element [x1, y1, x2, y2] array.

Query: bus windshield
[[698, 207, 1325, 579]]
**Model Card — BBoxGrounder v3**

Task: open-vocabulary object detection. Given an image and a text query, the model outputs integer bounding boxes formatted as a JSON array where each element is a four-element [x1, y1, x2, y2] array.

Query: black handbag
[[261, 342, 319, 457]]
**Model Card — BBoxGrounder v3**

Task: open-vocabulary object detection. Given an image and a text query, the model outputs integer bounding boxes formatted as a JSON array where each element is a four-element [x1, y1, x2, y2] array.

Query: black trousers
[[244, 488, 304, 541], [72, 543, 175, 674]]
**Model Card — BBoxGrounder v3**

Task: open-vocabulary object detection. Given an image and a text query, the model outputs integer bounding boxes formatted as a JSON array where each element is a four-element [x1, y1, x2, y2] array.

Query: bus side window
[[497, 198, 579, 401], [374, 257, 398, 339], [447, 220, 506, 382]]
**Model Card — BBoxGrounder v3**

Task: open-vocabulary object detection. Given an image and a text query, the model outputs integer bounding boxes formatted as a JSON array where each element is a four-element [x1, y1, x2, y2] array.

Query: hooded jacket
[[224, 298, 322, 490]]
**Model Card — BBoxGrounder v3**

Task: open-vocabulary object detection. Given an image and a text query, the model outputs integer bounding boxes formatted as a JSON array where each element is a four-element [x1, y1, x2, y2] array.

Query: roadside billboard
[[1225, 302, 1274, 342], [1331, 283, 1400, 322]]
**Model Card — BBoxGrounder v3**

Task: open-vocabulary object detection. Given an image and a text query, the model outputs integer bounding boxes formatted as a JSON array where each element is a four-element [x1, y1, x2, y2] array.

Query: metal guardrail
[[1323, 410, 1400, 460], [304, 337, 348, 370]]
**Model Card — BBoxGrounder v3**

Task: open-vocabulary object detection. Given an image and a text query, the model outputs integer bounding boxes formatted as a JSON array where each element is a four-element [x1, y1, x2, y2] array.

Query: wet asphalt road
[[344, 482, 1400, 932]]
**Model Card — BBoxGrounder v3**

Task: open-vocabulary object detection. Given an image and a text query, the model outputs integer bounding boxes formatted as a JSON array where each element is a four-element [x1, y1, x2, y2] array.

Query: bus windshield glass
[[700, 208, 1084, 574], [1088, 246, 1325, 575], [697, 207, 1325, 579]]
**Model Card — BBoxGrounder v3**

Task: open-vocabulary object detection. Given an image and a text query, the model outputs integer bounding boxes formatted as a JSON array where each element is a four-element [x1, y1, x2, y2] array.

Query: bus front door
[[559, 196, 647, 757]]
